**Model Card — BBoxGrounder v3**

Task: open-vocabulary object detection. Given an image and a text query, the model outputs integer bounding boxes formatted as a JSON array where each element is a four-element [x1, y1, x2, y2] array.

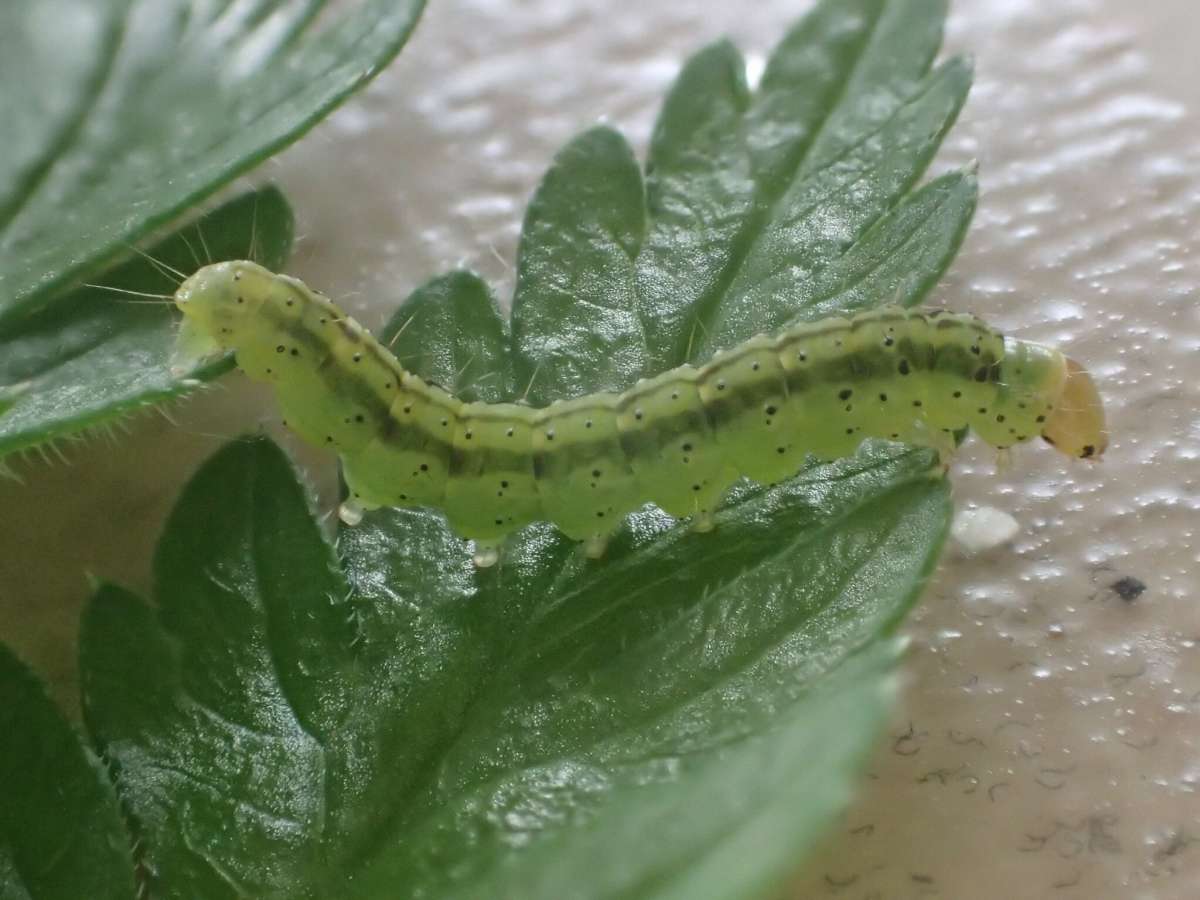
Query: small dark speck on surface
[[1110, 575, 1146, 602]]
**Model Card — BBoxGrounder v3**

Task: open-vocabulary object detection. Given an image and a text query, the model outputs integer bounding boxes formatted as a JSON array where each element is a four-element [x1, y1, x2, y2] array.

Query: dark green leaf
[[512, 127, 648, 405], [0, 0, 425, 325], [82, 234, 952, 898], [82, 435, 946, 900], [0, 187, 292, 458], [382, 270, 514, 404], [514, 0, 973, 380], [0, 644, 135, 900], [79, 1, 971, 895], [387, 642, 902, 900], [796, 169, 976, 322]]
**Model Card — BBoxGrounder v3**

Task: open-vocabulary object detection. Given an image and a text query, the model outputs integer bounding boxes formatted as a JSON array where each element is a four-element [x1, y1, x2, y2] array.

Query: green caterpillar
[[173, 261, 1108, 566]]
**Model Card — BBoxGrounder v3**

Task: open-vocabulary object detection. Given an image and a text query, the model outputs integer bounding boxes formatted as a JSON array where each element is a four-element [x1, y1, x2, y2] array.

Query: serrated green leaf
[[0, 644, 135, 900], [0, 0, 425, 325], [0, 187, 292, 458], [82, 205, 953, 897], [82, 434, 946, 900], [511, 126, 648, 405], [797, 169, 977, 321], [515, 0, 973, 383], [382, 270, 514, 404], [77, 0, 973, 895], [399, 642, 902, 900]]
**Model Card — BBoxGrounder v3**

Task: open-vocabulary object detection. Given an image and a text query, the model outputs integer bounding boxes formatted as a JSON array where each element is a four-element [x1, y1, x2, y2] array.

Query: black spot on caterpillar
[[173, 261, 1108, 566]]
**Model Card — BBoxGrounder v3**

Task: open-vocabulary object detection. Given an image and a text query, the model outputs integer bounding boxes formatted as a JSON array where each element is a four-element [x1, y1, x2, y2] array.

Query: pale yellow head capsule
[[1041, 356, 1108, 460], [174, 260, 277, 337]]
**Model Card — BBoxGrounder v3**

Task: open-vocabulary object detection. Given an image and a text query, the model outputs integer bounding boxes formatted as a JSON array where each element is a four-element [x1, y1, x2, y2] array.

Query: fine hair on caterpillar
[[172, 260, 1108, 567]]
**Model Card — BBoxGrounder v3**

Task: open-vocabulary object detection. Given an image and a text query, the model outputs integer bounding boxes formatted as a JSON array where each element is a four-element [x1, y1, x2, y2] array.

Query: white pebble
[[951, 506, 1020, 553]]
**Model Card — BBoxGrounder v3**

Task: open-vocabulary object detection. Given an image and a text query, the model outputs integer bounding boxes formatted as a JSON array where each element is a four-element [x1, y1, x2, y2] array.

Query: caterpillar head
[[171, 260, 272, 373], [1041, 356, 1108, 460]]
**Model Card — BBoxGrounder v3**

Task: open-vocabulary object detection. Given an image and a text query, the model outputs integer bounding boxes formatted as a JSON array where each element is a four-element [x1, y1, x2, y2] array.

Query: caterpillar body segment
[[173, 261, 1108, 564], [617, 365, 733, 524]]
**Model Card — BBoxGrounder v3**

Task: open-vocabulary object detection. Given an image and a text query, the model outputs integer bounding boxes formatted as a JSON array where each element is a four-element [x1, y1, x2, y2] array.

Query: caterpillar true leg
[[172, 261, 1108, 566]]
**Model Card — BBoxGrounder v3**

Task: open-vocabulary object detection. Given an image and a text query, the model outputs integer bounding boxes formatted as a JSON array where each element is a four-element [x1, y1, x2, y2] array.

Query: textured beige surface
[[2, 0, 1197, 897]]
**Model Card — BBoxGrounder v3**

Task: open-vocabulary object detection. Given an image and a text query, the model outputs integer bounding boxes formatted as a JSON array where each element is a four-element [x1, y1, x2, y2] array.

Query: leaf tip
[[943, 52, 976, 86]]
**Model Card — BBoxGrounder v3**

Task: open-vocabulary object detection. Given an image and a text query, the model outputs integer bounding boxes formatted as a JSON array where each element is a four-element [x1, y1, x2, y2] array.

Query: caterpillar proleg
[[173, 261, 1108, 566]]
